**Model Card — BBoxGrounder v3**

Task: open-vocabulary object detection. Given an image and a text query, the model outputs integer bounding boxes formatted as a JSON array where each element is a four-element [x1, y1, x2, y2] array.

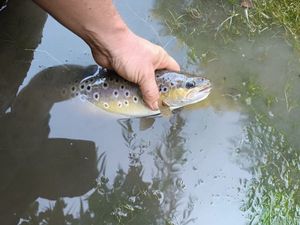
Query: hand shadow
[[0, 64, 100, 225]]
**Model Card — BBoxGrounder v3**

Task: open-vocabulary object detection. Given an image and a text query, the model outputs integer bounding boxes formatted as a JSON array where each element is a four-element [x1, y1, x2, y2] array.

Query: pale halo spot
[[93, 92, 100, 101], [103, 102, 110, 108], [117, 101, 123, 108]]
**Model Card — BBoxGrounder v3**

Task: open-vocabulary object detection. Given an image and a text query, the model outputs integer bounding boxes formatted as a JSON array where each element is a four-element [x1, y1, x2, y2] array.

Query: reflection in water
[[239, 114, 300, 224], [2, 0, 300, 224], [153, 0, 300, 224], [0, 65, 100, 224], [83, 113, 193, 225], [153, 114, 196, 224], [17, 113, 194, 225], [0, 0, 47, 114]]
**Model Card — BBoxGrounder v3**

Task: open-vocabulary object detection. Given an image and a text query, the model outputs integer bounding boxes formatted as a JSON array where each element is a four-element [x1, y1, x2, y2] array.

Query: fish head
[[157, 71, 212, 109]]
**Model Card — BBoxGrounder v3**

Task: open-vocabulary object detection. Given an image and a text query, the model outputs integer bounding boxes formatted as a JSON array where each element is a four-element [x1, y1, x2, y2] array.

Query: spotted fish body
[[78, 67, 211, 117]]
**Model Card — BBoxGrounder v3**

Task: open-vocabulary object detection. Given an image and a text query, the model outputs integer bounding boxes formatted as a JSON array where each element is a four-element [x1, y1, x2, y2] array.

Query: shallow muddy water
[[0, 0, 300, 225]]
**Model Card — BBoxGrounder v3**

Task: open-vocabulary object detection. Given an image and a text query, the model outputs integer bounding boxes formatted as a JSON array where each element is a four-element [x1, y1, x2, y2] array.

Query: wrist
[[83, 16, 133, 59]]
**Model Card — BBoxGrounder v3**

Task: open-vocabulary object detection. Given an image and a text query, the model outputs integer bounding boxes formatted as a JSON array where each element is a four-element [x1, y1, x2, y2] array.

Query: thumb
[[162, 55, 180, 71], [139, 71, 160, 110], [156, 49, 180, 71]]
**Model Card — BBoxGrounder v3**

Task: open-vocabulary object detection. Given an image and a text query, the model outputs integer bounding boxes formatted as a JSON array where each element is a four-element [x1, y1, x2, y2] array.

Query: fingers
[[139, 71, 160, 110], [139, 47, 179, 111]]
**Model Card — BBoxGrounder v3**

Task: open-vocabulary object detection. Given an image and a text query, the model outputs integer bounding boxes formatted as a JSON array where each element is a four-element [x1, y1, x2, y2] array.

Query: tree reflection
[[19, 113, 196, 225], [84, 113, 195, 225]]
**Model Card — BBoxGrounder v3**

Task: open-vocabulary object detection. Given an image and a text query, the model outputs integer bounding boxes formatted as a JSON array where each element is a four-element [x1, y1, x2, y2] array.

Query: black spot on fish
[[74, 79, 79, 83], [86, 85, 91, 91], [90, 78, 94, 82], [109, 77, 114, 81], [124, 100, 129, 106], [75, 92, 79, 96], [71, 86, 76, 92], [103, 102, 109, 108], [133, 96, 138, 103], [113, 90, 119, 97], [120, 85, 125, 90], [80, 84, 85, 90], [118, 101, 122, 107], [115, 78, 119, 83], [170, 82, 175, 87], [125, 90, 130, 97], [162, 87, 168, 93], [102, 82, 108, 89], [93, 92, 99, 100]]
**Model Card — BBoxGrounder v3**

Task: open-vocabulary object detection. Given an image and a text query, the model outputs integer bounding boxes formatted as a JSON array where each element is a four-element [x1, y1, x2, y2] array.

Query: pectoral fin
[[158, 100, 172, 117]]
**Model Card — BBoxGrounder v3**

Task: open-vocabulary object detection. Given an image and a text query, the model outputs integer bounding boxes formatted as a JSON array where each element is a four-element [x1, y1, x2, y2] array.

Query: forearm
[[33, 0, 131, 53]]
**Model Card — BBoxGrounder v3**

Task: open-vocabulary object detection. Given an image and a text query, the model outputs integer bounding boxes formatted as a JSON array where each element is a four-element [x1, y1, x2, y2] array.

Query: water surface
[[0, 0, 300, 225]]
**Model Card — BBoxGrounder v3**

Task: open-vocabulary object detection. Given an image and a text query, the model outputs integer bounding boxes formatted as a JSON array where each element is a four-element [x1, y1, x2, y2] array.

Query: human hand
[[32, 0, 179, 110], [90, 31, 180, 110]]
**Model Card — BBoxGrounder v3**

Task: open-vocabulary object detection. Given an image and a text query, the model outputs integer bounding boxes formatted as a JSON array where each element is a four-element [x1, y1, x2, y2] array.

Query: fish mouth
[[199, 86, 212, 92], [186, 85, 212, 103]]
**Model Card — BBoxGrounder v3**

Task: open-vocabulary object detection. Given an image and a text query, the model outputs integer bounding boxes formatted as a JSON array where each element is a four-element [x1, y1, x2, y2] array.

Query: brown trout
[[77, 67, 211, 117]]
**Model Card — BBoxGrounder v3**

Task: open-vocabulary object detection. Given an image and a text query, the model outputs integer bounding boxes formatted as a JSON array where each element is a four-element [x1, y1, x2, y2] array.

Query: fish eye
[[185, 81, 196, 89]]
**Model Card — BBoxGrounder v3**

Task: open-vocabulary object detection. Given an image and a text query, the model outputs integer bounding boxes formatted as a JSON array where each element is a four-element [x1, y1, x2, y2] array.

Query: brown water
[[0, 0, 300, 225]]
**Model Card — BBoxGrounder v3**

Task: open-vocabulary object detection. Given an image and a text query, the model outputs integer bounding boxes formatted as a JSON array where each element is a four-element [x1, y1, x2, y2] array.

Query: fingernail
[[152, 101, 159, 110]]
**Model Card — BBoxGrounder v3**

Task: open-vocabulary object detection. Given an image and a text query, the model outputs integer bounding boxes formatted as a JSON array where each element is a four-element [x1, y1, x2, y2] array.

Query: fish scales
[[78, 67, 212, 117]]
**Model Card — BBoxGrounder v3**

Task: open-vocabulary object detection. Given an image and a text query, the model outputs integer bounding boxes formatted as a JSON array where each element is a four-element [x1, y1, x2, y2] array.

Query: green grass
[[160, 0, 300, 54], [243, 0, 300, 49]]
